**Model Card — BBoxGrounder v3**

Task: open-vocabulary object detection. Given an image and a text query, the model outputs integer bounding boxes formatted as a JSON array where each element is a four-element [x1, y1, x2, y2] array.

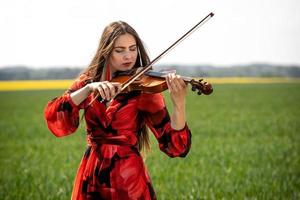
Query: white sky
[[0, 0, 300, 68]]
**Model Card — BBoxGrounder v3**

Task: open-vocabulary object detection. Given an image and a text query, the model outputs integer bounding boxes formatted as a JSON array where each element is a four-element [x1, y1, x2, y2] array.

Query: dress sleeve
[[138, 93, 192, 158], [44, 75, 88, 137]]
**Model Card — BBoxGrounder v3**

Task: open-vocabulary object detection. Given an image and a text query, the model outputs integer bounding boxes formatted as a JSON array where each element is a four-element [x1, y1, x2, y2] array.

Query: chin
[[121, 66, 134, 71]]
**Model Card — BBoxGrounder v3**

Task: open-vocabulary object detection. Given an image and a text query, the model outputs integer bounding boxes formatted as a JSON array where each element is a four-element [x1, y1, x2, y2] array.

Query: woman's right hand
[[88, 81, 122, 101]]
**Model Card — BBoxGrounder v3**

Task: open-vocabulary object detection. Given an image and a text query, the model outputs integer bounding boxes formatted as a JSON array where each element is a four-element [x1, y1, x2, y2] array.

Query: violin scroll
[[190, 79, 213, 95]]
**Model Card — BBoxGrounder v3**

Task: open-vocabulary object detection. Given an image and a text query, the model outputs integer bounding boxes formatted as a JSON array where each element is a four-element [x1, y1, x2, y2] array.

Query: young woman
[[44, 21, 191, 200]]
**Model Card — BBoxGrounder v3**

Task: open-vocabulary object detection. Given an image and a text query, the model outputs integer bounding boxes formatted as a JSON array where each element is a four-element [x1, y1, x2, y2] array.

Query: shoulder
[[138, 92, 166, 112]]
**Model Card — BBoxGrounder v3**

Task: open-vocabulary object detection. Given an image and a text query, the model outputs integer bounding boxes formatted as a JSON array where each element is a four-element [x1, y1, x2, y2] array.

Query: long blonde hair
[[82, 21, 151, 153]]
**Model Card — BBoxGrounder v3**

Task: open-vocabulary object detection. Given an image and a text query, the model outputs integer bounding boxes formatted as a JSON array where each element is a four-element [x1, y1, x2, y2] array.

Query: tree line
[[0, 64, 300, 80]]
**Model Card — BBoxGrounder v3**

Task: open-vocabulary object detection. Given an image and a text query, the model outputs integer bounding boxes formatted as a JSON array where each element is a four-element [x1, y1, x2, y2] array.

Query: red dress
[[44, 74, 192, 200]]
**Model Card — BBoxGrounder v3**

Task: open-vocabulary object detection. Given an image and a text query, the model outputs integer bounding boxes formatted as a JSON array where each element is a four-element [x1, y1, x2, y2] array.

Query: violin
[[111, 70, 213, 95], [90, 12, 214, 104]]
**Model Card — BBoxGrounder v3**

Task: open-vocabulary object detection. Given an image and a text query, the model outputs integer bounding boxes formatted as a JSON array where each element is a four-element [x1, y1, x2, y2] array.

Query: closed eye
[[130, 47, 137, 51], [115, 49, 124, 53]]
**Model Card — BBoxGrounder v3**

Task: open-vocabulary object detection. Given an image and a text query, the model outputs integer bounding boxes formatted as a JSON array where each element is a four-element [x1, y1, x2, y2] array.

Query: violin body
[[111, 74, 168, 94], [112, 70, 213, 95]]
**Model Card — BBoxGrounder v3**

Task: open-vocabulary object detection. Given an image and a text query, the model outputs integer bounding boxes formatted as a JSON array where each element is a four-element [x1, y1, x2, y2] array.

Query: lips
[[122, 62, 133, 66]]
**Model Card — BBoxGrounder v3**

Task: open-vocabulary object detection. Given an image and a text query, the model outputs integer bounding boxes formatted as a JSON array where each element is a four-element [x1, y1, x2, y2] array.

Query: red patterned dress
[[44, 74, 192, 200]]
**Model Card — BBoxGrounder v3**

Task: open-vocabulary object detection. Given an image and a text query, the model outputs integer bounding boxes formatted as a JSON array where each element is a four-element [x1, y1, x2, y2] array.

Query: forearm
[[170, 101, 186, 130], [70, 85, 91, 106]]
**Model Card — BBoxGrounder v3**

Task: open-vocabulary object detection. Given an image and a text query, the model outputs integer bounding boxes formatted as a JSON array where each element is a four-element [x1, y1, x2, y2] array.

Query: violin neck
[[145, 71, 193, 83]]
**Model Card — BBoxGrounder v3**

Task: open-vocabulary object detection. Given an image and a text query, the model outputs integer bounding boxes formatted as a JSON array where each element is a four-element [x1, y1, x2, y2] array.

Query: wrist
[[173, 101, 185, 112], [171, 104, 186, 130], [171, 122, 186, 131], [86, 84, 93, 93]]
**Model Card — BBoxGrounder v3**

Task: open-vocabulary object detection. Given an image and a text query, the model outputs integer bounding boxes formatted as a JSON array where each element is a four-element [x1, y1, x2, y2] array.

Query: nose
[[123, 51, 131, 60]]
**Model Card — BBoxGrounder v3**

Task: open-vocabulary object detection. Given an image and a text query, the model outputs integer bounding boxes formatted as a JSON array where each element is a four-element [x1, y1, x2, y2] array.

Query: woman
[[44, 21, 191, 200]]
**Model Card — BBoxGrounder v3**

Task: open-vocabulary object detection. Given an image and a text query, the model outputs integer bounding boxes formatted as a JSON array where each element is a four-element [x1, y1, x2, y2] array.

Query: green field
[[0, 84, 299, 199]]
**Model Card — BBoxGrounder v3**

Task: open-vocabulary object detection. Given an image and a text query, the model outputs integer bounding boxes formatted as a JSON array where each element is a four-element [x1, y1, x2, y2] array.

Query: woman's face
[[108, 33, 138, 73]]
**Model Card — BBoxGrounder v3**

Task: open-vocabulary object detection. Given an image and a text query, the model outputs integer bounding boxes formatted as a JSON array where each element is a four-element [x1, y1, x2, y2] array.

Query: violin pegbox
[[190, 78, 213, 95]]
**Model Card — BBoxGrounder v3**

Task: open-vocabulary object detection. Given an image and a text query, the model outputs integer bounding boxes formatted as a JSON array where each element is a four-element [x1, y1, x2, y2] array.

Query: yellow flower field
[[205, 77, 300, 84], [0, 77, 299, 91], [0, 80, 72, 91]]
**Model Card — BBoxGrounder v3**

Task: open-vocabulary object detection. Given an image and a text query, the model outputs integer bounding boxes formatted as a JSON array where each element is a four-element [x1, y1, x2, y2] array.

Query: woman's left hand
[[166, 73, 187, 109]]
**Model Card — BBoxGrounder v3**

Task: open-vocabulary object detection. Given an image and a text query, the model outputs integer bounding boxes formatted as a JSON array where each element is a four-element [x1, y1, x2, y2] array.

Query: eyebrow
[[114, 45, 137, 49]]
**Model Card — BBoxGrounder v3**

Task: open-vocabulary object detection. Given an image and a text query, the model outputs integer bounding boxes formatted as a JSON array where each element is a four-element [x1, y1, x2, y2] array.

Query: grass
[[0, 83, 299, 199]]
